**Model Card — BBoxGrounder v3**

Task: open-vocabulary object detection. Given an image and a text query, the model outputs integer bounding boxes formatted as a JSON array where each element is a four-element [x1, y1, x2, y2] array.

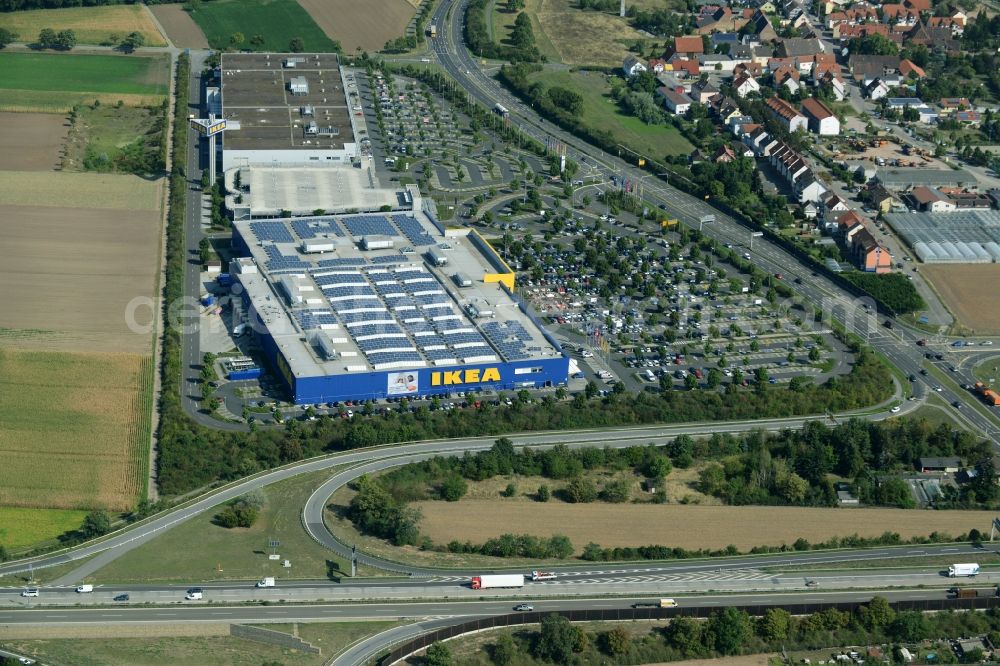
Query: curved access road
[[0, 393, 913, 585]]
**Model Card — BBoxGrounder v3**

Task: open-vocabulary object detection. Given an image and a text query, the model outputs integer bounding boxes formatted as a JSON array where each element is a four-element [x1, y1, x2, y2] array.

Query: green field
[[0, 52, 168, 111], [0, 507, 88, 550], [529, 69, 693, 158], [87, 469, 382, 584], [187, 0, 338, 52]]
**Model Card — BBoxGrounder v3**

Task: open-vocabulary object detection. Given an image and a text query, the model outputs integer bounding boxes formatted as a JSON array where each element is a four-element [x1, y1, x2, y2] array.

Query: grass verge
[[87, 468, 376, 584], [0, 507, 89, 551], [527, 69, 693, 159]]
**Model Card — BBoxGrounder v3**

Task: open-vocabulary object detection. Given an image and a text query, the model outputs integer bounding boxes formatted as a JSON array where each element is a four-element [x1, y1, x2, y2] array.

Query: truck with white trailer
[[470, 574, 525, 589], [948, 563, 980, 577]]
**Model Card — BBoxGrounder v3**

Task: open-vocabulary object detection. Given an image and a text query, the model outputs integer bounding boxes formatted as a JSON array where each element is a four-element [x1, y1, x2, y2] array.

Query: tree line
[[0, 0, 181, 10], [451, 598, 1000, 666]]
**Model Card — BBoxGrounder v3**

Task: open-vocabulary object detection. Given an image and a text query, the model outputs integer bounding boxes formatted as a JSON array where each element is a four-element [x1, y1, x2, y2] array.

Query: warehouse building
[[219, 53, 358, 170], [229, 208, 568, 403]]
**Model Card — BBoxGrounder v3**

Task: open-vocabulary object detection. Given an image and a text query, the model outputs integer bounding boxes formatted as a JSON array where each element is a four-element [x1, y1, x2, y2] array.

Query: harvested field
[[298, 0, 417, 52], [149, 3, 209, 48], [0, 52, 169, 112], [535, 0, 645, 66], [0, 203, 160, 354], [411, 501, 992, 552], [0, 112, 68, 171], [0, 4, 166, 47], [0, 507, 89, 550], [921, 264, 1000, 334], [0, 171, 162, 211], [0, 349, 152, 510]]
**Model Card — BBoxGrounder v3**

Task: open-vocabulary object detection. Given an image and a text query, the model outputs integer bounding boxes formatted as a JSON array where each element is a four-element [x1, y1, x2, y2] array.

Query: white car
[[21, 588, 39, 597], [890, 406, 901, 413], [983, 341, 994, 346]]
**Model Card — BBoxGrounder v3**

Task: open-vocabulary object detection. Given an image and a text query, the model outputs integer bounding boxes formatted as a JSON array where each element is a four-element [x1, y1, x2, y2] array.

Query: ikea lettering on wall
[[431, 367, 501, 386]]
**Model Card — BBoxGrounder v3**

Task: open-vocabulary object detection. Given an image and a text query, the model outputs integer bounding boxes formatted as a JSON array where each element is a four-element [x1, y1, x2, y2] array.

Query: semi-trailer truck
[[948, 563, 980, 577], [951, 588, 996, 598], [470, 574, 525, 589]]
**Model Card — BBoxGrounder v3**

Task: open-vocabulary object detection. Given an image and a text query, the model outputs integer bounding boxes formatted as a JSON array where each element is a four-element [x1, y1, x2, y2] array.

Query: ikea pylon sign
[[430, 367, 501, 386]]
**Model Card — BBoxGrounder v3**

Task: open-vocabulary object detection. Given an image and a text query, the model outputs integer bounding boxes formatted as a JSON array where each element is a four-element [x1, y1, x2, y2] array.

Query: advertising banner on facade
[[387, 372, 418, 395]]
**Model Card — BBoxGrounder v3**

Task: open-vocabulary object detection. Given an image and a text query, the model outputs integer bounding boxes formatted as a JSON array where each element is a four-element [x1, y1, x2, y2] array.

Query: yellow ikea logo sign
[[431, 367, 501, 386]]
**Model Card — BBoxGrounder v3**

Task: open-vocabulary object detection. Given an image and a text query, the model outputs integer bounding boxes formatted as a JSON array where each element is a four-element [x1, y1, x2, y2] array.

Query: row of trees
[[466, 597, 998, 665], [36, 27, 76, 49], [0, 0, 180, 10]]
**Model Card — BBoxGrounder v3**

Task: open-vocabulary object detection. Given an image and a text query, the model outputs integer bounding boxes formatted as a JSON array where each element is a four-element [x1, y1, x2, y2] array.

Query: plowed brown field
[[412, 500, 991, 551], [297, 0, 415, 52], [0, 113, 69, 171], [921, 264, 1000, 334]]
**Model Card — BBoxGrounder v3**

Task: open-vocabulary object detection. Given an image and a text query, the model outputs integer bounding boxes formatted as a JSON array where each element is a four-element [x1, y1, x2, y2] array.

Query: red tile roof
[[674, 36, 705, 54]]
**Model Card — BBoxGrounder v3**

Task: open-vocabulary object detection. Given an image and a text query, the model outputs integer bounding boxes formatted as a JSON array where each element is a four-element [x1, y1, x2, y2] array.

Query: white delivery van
[[256, 577, 275, 588], [76, 584, 94, 593]]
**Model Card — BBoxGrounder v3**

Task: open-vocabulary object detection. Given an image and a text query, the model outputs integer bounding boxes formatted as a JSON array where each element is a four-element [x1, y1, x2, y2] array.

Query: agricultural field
[[0, 52, 169, 112], [0, 506, 89, 550], [0, 349, 152, 511], [149, 3, 208, 48], [534, 0, 646, 66], [0, 112, 68, 171], [186, 0, 339, 52], [921, 264, 1000, 334], [0, 4, 166, 47], [0, 203, 160, 353], [0, 171, 162, 211], [411, 501, 992, 553], [298, 0, 416, 52], [528, 68, 693, 158]]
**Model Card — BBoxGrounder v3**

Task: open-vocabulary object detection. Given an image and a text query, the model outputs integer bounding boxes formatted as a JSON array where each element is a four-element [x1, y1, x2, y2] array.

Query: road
[[428, 0, 1000, 443]]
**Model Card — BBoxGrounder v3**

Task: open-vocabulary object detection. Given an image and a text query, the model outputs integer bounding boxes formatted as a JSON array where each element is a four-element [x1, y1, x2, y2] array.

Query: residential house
[[939, 97, 971, 114], [700, 53, 737, 72], [733, 60, 764, 78], [848, 54, 900, 82], [730, 117, 758, 135], [865, 78, 889, 101], [697, 7, 748, 33], [656, 72, 689, 92], [647, 58, 668, 74], [746, 9, 778, 41], [780, 0, 806, 20], [732, 73, 760, 98], [955, 110, 981, 124], [867, 184, 895, 214], [773, 65, 801, 94], [939, 188, 991, 209], [927, 16, 964, 35], [713, 145, 737, 163], [910, 186, 957, 212], [673, 36, 706, 58], [745, 126, 778, 156], [884, 97, 936, 123], [903, 0, 931, 12], [658, 87, 693, 115], [731, 141, 755, 157], [853, 228, 893, 272], [690, 78, 720, 103], [834, 23, 890, 40], [899, 59, 926, 79], [670, 59, 701, 78], [770, 140, 828, 203], [623, 56, 647, 78], [907, 23, 960, 53], [710, 32, 741, 50], [777, 38, 825, 58], [837, 210, 865, 236], [881, 4, 919, 26], [919, 456, 961, 473], [801, 97, 840, 135], [766, 96, 808, 132], [803, 201, 818, 219], [816, 71, 846, 101], [754, 0, 777, 13]]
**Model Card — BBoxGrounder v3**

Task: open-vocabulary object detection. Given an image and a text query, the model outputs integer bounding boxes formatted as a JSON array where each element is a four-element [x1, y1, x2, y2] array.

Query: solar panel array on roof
[[357, 337, 414, 353], [343, 215, 398, 237], [291, 218, 344, 240], [293, 310, 339, 330], [351, 323, 404, 339], [314, 272, 366, 287], [250, 221, 295, 243], [325, 285, 376, 300], [264, 245, 311, 271], [331, 299, 382, 313], [436, 318, 473, 332], [424, 348, 458, 362], [316, 257, 366, 268], [367, 351, 424, 368], [483, 321, 531, 361], [391, 214, 435, 246], [370, 253, 410, 265], [340, 311, 393, 326]]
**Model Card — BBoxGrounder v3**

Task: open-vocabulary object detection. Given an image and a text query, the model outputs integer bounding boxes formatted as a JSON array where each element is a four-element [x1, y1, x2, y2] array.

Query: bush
[[439, 475, 468, 501], [536, 484, 550, 502], [501, 482, 517, 497], [215, 499, 259, 528], [565, 477, 598, 503]]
